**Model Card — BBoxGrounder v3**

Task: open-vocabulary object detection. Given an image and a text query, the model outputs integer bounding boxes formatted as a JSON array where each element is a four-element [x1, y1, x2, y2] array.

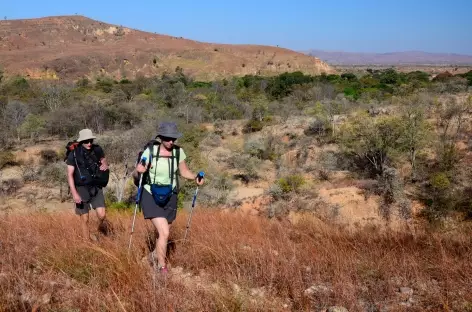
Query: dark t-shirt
[[66, 145, 105, 167]]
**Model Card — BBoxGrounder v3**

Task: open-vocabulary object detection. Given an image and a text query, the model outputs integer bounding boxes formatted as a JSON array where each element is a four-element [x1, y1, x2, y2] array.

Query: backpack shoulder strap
[[72, 148, 85, 178], [148, 142, 159, 170], [140, 141, 159, 186], [88, 144, 101, 164], [174, 145, 181, 165], [174, 145, 181, 192]]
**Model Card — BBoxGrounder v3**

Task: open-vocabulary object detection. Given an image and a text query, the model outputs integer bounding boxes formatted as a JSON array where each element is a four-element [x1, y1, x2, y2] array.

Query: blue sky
[[1, 0, 471, 54]]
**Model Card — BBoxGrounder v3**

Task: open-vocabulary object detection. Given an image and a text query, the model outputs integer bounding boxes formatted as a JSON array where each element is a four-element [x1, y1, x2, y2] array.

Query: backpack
[[64, 140, 80, 162], [133, 140, 180, 191], [66, 142, 110, 188]]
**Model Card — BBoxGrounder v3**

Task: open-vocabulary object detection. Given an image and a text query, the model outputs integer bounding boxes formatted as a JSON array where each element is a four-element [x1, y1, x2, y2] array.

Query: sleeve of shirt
[[179, 147, 187, 163], [140, 147, 151, 167], [66, 151, 75, 166]]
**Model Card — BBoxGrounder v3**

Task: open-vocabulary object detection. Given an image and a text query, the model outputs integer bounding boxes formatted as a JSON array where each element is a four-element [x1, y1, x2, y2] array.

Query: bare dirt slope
[[0, 15, 333, 80]]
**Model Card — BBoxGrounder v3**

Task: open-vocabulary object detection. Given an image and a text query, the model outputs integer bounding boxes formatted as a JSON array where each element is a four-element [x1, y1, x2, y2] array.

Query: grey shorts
[[75, 186, 105, 215], [140, 189, 178, 224]]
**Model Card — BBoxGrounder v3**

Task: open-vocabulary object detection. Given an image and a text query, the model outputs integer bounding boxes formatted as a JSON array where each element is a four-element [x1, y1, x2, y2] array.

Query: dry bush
[[21, 161, 39, 182], [1, 210, 472, 311], [0, 151, 17, 169], [0, 178, 23, 195], [195, 172, 233, 206], [227, 153, 260, 183], [39, 162, 67, 186], [39, 149, 59, 165]]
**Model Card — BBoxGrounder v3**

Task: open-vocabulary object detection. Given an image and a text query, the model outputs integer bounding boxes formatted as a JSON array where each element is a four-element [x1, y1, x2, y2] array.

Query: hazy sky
[[1, 0, 471, 54]]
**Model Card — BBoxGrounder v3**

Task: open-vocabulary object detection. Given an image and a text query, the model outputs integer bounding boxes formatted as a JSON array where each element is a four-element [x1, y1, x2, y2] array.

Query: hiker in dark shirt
[[66, 129, 111, 241]]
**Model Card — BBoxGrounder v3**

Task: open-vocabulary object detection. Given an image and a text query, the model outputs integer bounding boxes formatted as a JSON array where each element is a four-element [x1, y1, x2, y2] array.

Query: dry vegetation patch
[[1, 210, 471, 311]]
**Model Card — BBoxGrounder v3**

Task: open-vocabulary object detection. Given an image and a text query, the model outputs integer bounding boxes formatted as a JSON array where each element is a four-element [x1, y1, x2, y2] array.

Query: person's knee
[[96, 207, 106, 220], [157, 225, 169, 240]]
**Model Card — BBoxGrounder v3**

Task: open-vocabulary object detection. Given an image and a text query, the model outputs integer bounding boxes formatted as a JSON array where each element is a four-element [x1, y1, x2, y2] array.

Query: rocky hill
[[0, 15, 333, 80]]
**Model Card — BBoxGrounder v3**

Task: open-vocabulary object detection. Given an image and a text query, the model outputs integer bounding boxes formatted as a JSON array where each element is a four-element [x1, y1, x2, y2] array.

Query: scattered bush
[[22, 161, 39, 182], [197, 172, 233, 206], [0, 151, 16, 169], [304, 118, 332, 136], [243, 136, 279, 161], [40, 162, 67, 185], [40, 149, 59, 164], [227, 154, 260, 183], [0, 178, 23, 195], [242, 119, 264, 133], [276, 174, 305, 194]]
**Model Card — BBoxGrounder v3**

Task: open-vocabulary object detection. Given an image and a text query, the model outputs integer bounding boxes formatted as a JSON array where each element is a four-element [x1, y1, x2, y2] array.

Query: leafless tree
[[41, 85, 71, 112], [4, 100, 29, 141]]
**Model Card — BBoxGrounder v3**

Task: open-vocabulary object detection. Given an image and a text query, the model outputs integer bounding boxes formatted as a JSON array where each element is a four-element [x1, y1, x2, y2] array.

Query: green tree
[[4, 100, 29, 141], [251, 94, 269, 121], [341, 73, 358, 82], [19, 114, 46, 140], [434, 96, 472, 171], [398, 96, 433, 178], [339, 114, 406, 175]]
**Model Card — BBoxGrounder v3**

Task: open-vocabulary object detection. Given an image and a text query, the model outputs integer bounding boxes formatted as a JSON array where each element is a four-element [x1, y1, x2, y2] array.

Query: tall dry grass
[[1, 209, 471, 312]]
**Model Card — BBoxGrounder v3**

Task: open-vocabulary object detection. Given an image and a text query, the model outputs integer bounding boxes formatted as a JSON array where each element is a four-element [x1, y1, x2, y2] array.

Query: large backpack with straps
[[65, 141, 110, 188], [133, 140, 181, 190]]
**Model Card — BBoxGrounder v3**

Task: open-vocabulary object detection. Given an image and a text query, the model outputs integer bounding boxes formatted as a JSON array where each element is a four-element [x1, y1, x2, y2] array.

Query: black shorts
[[141, 189, 178, 224], [75, 186, 105, 215]]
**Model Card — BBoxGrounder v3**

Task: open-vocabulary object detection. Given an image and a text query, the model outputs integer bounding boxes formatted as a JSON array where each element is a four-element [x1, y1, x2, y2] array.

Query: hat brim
[[78, 135, 97, 142], [158, 132, 183, 139]]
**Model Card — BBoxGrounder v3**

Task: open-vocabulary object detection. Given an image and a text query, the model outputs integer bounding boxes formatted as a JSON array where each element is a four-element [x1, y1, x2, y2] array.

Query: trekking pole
[[183, 171, 205, 243], [128, 157, 147, 251]]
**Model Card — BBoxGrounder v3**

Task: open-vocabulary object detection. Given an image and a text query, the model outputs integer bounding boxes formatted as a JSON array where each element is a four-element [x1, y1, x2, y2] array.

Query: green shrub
[[108, 201, 132, 211], [242, 119, 264, 133], [276, 174, 305, 193], [430, 172, 450, 190]]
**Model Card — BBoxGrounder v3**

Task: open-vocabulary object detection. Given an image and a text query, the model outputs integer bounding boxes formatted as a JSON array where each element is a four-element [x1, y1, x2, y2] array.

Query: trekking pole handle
[[140, 156, 147, 167], [196, 171, 205, 182], [135, 157, 147, 204]]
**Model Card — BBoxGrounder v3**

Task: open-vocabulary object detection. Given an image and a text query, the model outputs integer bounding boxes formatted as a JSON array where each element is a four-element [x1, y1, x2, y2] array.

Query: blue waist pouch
[[150, 184, 173, 206]]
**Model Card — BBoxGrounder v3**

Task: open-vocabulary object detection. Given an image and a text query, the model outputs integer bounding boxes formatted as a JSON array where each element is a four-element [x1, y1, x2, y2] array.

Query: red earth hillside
[[0, 15, 334, 81]]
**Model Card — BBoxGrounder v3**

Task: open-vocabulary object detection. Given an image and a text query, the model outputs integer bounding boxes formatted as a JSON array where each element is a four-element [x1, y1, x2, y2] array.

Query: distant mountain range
[[305, 50, 472, 66]]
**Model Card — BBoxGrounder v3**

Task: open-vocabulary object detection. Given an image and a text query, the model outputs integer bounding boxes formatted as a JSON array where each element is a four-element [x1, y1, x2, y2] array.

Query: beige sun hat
[[77, 129, 97, 142]]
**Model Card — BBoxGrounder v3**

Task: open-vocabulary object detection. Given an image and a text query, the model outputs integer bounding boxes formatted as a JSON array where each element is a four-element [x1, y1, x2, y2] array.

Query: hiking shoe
[[89, 234, 99, 242]]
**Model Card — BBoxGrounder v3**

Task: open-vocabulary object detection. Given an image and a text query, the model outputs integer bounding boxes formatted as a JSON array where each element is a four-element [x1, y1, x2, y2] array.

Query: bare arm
[[179, 160, 204, 185], [99, 157, 109, 171], [67, 165, 82, 203]]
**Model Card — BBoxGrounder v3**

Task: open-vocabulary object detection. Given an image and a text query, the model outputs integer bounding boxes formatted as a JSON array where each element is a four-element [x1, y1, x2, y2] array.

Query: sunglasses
[[82, 139, 94, 144], [160, 136, 177, 142]]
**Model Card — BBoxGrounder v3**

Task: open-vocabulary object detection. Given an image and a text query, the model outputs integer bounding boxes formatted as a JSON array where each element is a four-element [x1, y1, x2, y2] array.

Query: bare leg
[[150, 217, 170, 268], [96, 207, 106, 221], [80, 212, 90, 240], [95, 207, 110, 235]]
